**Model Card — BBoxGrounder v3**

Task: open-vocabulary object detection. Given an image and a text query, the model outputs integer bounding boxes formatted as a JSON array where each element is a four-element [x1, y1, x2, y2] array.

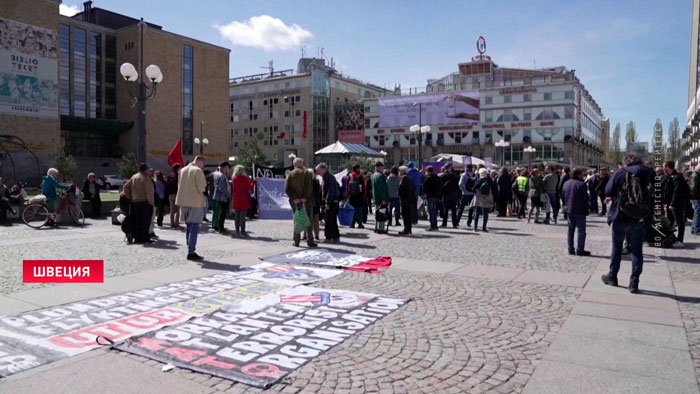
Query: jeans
[[351, 201, 364, 228], [567, 214, 587, 253], [389, 197, 401, 224], [670, 206, 686, 243], [427, 197, 438, 228], [692, 200, 700, 234], [547, 192, 559, 221], [609, 218, 645, 286], [473, 206, 489, 230], [441, 195, 457, 227], [185, 223, 200, 254], [457, 194, 474, 224]]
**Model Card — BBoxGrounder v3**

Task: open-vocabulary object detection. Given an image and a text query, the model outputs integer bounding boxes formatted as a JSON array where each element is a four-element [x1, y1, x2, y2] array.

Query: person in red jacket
[[231, 165, 254, 237]]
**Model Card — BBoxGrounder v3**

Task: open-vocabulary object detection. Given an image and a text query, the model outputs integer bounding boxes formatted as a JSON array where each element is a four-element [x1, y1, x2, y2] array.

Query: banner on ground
[[261, 249, 392, 273], [0, 263, 340, 377], [256, 177, 293, 220], [378, 90, 479, 127], [116, 286, 407, 388]]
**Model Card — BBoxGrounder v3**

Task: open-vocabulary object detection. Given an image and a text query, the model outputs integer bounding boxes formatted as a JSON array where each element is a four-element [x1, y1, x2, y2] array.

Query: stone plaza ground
[[0, 213, 699, 393]]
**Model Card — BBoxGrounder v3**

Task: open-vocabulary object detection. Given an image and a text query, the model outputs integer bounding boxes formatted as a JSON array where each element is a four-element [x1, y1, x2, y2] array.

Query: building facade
[[228, 58, 392, 166], [364, 56, 605, 168], [683, 0, 700, 167], [0, 0, 229, 182]]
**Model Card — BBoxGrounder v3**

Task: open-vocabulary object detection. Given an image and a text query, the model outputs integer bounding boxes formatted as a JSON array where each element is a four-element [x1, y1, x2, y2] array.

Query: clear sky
[[61, 0, 691, 143]]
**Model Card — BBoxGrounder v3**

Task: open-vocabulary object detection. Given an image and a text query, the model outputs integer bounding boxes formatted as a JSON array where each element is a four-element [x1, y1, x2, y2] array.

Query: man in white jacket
[[176, 155, 207, 260]]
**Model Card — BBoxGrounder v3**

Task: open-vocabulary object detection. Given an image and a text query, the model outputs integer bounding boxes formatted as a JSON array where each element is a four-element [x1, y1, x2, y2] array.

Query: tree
[[625, 121, 637, 149], [236, 137, 270, 174], [610, 123, 621, 165], [118, 153, 139, 180], [343, 155, 374, 174], [51, 145, 77, 182], [667, 117, 680, 162]]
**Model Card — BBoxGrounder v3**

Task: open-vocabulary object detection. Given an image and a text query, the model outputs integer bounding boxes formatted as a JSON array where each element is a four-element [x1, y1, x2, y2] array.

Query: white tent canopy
[[430, 153, 487, 168], [315, 141, 383, 157]]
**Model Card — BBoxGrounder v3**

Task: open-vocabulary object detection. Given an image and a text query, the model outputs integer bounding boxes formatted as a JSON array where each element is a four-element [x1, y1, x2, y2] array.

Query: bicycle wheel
[[22, 203, 50, 228], [69, 204, 85, 226]]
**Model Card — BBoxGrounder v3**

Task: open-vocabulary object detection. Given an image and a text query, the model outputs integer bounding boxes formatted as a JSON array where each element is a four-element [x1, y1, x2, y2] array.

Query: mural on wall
[[0, 18, 58, 118]]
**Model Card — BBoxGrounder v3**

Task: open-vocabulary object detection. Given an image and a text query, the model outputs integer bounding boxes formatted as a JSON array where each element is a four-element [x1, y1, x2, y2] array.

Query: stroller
[[645, 216, 676, 249], [374, 202, 390, 234]]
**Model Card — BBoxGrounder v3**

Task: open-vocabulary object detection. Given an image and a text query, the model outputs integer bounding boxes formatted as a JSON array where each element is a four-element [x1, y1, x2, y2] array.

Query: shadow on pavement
[[142, 239, 179, 250], [663, 255, 700, 264], [196, 260, 243, 272]]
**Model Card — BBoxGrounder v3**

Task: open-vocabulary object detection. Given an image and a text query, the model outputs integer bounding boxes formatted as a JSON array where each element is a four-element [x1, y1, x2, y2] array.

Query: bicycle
[[22, 184, 85, 228]]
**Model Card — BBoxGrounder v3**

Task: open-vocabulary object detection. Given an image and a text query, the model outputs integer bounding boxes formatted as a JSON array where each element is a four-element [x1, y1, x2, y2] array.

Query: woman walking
[[231, 165, 253, 237]]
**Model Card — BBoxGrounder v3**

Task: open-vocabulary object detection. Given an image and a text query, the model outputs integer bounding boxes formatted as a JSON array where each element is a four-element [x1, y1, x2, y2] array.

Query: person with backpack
[[602, 152, 654, 293], [562, 168, 590, 256], [346, 164, 366, 229], [472, 168, 497, 232], [166, 163, 181, 227], [690, 163, 700, 235], [457, 165, 477, 226], [664, 160, 690, 246], [423, 166, 441, 231]]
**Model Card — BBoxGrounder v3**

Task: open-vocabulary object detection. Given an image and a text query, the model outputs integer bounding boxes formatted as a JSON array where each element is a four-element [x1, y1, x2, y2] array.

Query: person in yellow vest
[[514, 169, 529, 219]]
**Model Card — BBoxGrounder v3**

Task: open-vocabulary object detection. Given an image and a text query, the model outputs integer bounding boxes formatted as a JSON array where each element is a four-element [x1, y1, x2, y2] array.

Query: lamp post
[[194, 120, 209, 155], [524, 145, 537, 170], [410, 102, 430, 169], [119, 20, 163, 164], [495, 139, 510, 167]]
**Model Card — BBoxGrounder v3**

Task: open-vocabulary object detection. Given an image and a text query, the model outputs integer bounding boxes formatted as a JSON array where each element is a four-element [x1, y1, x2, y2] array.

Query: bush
[[52, 145, 77, 182], [118, 153, 139, 180]]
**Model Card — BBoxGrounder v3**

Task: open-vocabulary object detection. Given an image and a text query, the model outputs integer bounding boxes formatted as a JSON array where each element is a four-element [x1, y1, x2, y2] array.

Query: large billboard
[[336, 104, 365, 143], [378, 90, 479, 127], [0, 18, 58, 118]]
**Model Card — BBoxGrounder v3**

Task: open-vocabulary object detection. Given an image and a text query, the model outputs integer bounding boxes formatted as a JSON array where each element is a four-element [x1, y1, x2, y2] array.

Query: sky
[[61, 0, 691, 144]]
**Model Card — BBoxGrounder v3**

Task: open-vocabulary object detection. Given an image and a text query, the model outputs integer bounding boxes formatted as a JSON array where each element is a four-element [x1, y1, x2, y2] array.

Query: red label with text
[[23, 260, 104, 283]]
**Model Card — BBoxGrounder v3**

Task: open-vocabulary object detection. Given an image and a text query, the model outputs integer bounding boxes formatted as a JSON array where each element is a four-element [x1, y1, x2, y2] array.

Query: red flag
[[167, 138, 184, 168]]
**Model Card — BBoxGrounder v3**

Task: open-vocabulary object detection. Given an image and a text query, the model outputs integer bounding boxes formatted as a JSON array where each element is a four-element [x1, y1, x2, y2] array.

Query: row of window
[[182, 45, 194, 155], [483, 106, 574, 122], [483, 90, 574, 105]]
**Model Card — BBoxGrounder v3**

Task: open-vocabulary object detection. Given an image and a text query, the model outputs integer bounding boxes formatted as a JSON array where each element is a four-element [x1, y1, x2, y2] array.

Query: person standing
[[386, 166, 401, 226], [202, 169, 213, 223], [176, 156, 208, 260], [0, 177, 11, 225], [527, 169, 544, 223], [515, 169, 529, 219], [154, 171, 166, 227], [563, 168, 590, 256], [542, 166, 559, 224], [371, 162, 388, 219], [310, 168, 322, 240], [496, 167, 512, 217], [211, 161, 231, 234], [398, 166, 416, 235], [586, 170, 599, 214], [472, 168, 497, 232], [317, 163, 340, 243], [664, 160, 690, 247], [596, 167, 610, 216], [690, 163, 700, 235], [123, 164, 155, 244], [602, 153, 654, 293], [423, 166, 441, 231], [438, 163, 459, 228], [231, 165, 253, 237], [346, 165, 366, 229], [166, 163, 181, 227], [407, 163, 423, 224], [81, 173, 102, 218], [559, 167, 571, 221], [285, 158, 317, 247], [457, 165, 477, 225]]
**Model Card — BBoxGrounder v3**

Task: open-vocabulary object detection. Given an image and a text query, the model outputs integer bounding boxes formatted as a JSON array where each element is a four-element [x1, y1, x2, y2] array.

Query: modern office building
[[683, 0, 700, 167], [228, 58, 393, 166], [0, 0, 229, 181], [363, 53, 605, 168]]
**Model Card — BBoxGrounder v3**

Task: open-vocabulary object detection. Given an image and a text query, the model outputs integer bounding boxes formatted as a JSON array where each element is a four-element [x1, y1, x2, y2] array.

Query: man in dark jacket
[[562, 168, 590, 256], [664, 161, 690, 246], [423, 166, 441, 230], [602, 153, 654, 293], [285, 158, 317, 247], [398, 166, 416, 235], [317, 163, 340, 243], [559, 167, 571, 220], [82, 173, 102, 218], [346, 165, 366, 229], [438, 163, 459, 228], [496, 167, 511, 217], [595, 167, 610, 216]]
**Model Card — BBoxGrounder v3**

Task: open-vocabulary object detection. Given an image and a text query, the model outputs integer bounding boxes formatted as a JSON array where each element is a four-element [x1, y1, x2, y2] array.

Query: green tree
[[625, 121, 637, 149], [236, 137, 270, 174], [343, 155, 374, 174], [118, 153, 139, 180], [610, 123, 621, 165], [51, 145, 77, 182], [667, 117, 680, 162]]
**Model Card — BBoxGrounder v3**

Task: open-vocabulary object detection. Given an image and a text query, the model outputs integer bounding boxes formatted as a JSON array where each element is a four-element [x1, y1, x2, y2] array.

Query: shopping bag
[[338, 200, 355, 226], [293, 204, 311, 233], [506, 203, 513, 217]]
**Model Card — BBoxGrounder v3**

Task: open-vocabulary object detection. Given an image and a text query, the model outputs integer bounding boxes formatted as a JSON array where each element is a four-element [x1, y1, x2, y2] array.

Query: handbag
[[293, 204, 311, 234]]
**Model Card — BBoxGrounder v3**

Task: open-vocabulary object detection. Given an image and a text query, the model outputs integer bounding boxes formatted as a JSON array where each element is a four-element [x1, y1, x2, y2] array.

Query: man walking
[[166, 163, 181, 227], [423, 166, 441, 231], [563, 168, 590, 256], [317, 163, 340, 243], [285, 158, 318, 247], [439, 163, 459, 228], [690, 164, 700, 235], [543, 166, 560, 224], [176, 156, 207, 261], [398, 166, 416, 235], [211, 161, 231, 234], [123, 164, 155, 244], [602, 153, 654, 293], [664, 160, 690, 247]]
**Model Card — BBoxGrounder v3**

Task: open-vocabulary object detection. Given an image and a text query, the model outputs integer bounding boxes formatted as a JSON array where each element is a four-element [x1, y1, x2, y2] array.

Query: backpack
[[479, 180, 491, 195], [619, 171, 651, 220], [348, 175, 363, 198]]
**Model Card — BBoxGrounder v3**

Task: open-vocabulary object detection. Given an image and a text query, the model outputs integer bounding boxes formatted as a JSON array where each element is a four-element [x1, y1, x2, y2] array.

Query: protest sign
[[256, 178, 293, 220]]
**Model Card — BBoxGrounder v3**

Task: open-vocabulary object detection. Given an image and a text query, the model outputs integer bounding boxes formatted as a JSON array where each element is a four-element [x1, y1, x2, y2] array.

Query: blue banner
[[256, 178, 293, 219]]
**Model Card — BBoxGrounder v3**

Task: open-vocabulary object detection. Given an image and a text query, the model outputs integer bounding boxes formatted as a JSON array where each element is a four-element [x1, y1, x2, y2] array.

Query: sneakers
[[187, 253, 203, 261], [673, 241, 685, 248], [628, 283, 640, 294], [576, 250, 591, 256], [601, 274, 618, 287]]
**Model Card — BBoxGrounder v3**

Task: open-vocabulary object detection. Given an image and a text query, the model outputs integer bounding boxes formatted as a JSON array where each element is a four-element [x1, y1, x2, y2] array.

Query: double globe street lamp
[[524, 145, 537, 170], [119, 62, 163, 164], [410, 101, 431, 170], [495, 139, 510, 167], [194, 120, 209, 155]]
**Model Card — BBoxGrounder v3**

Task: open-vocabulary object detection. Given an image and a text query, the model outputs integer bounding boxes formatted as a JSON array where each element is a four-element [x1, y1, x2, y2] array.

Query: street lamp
[[410, 102, 430, 169], [194, 120, 208, 155], [495, 139, 510, 167], [119, 21, 163, 164], [524, 145, 537, 170]]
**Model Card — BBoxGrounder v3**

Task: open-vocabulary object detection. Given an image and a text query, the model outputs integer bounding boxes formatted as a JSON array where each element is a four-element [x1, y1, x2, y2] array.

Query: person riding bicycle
[[41, 168, 68, 211]]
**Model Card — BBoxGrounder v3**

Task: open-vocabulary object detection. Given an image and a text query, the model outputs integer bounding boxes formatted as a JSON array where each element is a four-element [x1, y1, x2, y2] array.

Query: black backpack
[[479, 180, 491, 195], [619, 171, 650, 220], [348, 175, 363, 198]]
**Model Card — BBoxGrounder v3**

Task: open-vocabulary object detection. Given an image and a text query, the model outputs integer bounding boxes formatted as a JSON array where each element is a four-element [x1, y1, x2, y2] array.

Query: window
[[230, 130, 235, 149], [182, 44, 194, 155], [565, 106, 574, 119], [504, 95, 512, 103], [565, 91, 574, 100], [89, 32, 102, 118], [471, 131, 480, 145], [544, 92, 552, 101], [59, 24, 70, 116], [73, 28, 87, 117], [524, 94, 531, 102], [523, 108, 532, 121], [485, 96, 493, 104], [485, 110, 493, 122], [104, 35, 116, 119]]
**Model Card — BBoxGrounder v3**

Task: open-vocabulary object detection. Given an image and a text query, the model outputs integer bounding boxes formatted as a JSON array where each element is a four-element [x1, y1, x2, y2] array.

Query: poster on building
[[116, 286, 407, 388], [261, 249, 392, 273], [378, 90, 479, 127], [336, 105, 365, 143], [0, 18, 58, 118], [256, 177, 293, 220]]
